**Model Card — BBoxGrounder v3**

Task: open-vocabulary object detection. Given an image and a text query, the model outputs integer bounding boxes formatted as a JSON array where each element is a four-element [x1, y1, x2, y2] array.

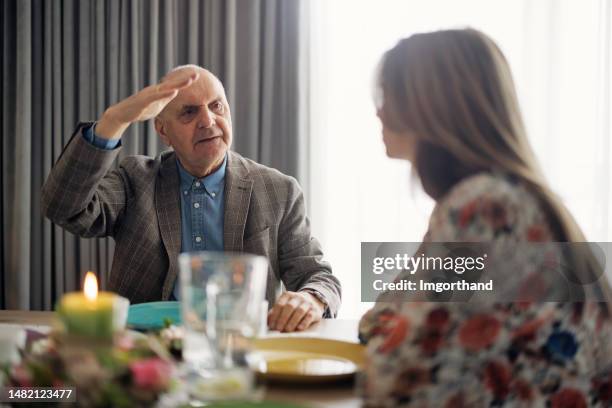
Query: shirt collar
[[176, 154, 227, 194]]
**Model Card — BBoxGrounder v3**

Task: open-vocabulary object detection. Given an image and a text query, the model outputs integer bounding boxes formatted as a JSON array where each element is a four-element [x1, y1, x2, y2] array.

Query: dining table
[[0, 310, 362, 408]]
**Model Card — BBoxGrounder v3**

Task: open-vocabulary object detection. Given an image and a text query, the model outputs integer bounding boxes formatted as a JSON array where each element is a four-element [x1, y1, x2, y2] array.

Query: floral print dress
[[358, 173, 612, 407]]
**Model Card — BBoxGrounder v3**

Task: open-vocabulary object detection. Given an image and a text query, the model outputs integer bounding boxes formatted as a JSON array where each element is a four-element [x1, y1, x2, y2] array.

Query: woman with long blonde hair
[[359, 28, 612, 406]]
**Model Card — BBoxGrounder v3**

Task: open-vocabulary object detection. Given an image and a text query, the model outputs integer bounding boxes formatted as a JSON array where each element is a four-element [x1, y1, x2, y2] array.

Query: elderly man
[[41, 65, 341, 332]]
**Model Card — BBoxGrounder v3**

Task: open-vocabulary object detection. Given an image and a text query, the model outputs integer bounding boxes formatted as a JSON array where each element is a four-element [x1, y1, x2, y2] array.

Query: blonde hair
[[378, 28, 612, 303]]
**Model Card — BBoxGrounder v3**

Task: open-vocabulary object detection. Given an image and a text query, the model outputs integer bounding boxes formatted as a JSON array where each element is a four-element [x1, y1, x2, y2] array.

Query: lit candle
[[56, 272, 127, 339]]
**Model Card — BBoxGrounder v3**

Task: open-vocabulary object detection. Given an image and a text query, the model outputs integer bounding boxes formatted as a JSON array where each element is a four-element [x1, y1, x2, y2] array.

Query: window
[[308, 0, 612, 318]]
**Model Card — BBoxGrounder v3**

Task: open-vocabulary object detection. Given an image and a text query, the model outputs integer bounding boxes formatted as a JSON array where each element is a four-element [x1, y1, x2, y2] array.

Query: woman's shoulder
[[443, 171, 528, 205], [427, 172, 554, 242]]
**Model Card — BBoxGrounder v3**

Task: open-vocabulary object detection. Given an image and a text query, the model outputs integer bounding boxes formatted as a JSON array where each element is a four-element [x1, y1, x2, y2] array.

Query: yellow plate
[[251, 337, 365, 383]]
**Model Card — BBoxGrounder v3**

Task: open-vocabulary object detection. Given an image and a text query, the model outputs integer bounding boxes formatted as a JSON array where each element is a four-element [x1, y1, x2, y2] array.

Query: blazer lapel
[[156, 153, 182, 300], [224, 151, 253, 252]]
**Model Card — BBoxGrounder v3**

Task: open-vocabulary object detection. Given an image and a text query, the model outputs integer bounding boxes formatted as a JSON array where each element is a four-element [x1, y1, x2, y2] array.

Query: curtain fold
[[1, 0, 308, 310]]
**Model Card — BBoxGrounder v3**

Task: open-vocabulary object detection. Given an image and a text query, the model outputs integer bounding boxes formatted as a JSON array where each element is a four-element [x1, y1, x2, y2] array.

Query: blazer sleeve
[[41, 122, 128, 238], [277, 176, 342, 317]]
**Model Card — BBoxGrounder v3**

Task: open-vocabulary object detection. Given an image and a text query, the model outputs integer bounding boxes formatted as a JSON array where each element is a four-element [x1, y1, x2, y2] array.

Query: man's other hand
[[268, 291, 325, 332]]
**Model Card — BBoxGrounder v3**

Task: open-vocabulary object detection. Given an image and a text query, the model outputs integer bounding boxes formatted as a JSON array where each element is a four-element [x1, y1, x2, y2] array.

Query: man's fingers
[[285, 302, 310, 332], [163, 68, 199, 84], [141, 72, 198, 106], [140, 86, 179, 107], [274, 297, 302, 331], [268, 291, 325, 332], [157, 89, 179, 100], [267, 305, 280, 328], [268, 293, 290, 328], [159, 72, 199, 92], [297, 310, 318, 331]]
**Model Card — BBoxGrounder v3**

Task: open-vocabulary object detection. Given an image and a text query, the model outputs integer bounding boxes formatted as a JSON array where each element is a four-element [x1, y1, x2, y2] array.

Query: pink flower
[[512, 379, 534, 401], [550, 388, 587, 408], [592, 373, 612, 402], [420, 328, 444, 355], [426, 307, 450, 330], [527, 225, 547, 242], [445, 392, 466, 408], [129, 358, 172, 391], [11, 364, 32, 387], [116, 333, 135, 351], [458, 314, 501, 352], [458, 200, 479, 228], [512, 315, 548, 342], [483, 360, 511, 400], [374, 314, 410, 354], [481, 200, 509, 230], [393, 366, 430, 395]]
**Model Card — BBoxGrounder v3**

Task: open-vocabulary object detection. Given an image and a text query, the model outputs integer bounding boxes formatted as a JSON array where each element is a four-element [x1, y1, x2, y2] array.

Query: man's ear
[[155, 117, 171, 146]]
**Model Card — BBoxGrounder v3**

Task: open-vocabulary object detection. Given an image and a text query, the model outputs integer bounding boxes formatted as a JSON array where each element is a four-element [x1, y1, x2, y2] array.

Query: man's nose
[[198, 108, 215, 128]]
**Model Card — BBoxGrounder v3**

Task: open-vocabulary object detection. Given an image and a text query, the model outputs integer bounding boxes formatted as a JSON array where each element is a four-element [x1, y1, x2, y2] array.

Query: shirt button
[[211, 192, 216, 198], [195, 236, 202, 243], [194, 202, 200, 209], [184, 190, 188, 195], [195, 182, 201, 187]]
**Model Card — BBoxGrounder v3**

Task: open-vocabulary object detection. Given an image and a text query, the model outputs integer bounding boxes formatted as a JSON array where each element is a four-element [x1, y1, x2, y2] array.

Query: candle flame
[[84, 272, 98, 300]]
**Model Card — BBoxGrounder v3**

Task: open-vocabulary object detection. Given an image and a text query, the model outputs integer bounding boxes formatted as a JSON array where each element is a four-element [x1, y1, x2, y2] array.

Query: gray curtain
[[1, 0, 309, 310]]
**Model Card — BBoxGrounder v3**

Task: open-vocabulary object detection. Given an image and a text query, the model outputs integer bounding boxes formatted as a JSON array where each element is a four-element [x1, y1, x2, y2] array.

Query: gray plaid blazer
[[42, 123, 341, 317]]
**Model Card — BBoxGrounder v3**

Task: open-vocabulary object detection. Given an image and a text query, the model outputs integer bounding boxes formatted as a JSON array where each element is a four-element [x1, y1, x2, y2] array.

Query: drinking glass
[[178, 251, 268, 401]]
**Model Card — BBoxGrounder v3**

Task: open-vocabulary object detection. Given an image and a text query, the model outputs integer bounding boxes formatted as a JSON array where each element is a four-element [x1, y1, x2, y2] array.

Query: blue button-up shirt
[[173, 155, 226, 299], [82, 124, 226, 300]]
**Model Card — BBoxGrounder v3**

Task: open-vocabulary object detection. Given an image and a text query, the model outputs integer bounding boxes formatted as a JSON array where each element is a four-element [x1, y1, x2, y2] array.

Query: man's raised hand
[[95, 68, 199, 140]]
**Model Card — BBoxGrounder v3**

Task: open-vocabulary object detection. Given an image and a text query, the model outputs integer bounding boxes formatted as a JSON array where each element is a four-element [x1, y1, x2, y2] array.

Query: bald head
[[158, 65, 227, 119], [162, 65, 225, 91]]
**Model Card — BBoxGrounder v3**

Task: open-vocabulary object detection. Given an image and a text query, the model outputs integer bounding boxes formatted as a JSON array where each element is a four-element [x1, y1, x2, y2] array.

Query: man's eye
[[211, 102, 224, 112], [182, 107, 197, 116]]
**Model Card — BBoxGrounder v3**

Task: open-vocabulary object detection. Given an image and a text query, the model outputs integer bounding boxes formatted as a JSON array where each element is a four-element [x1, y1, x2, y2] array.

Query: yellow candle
[[56, 272, 116, 339]]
